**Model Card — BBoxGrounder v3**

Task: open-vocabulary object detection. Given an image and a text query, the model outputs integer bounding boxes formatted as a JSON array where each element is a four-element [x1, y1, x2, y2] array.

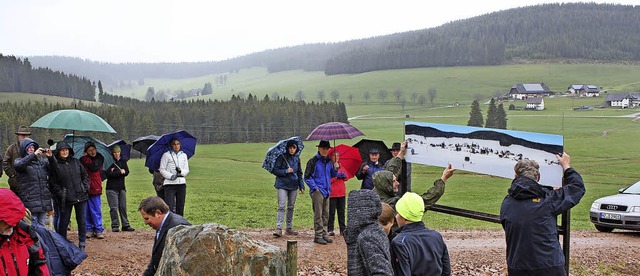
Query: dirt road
[[71, 229, 639, 275]]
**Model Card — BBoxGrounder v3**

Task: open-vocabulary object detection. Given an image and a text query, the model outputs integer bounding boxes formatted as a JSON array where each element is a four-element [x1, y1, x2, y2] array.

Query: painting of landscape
[[405, 122, 565, 187]]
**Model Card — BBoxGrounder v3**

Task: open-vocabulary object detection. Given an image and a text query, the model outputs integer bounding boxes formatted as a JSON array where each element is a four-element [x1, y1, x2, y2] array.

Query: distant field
[[0, 92, 102, 105], [111, 64, 640, 104]]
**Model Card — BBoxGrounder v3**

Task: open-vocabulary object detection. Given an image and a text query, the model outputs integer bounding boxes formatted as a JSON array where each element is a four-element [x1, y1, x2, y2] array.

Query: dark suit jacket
[[143, 212, 191, 276]]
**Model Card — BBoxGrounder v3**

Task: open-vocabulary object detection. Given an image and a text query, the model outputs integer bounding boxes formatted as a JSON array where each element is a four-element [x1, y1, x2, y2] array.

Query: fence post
[[286, 240, 297, 276]]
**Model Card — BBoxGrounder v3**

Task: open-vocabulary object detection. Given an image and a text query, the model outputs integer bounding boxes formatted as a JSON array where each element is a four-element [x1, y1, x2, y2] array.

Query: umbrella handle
[[281, 153, 292, 170]]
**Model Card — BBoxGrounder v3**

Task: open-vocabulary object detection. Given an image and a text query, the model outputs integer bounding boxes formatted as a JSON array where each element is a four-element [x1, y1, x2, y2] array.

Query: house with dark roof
[[604, 93, 640, 108], [525, 97, 544, 110], [567, 84, 601, 97], [508, 83, 551, 100]]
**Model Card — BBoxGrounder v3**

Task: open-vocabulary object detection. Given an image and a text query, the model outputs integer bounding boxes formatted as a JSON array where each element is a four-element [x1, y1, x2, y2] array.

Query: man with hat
[[355, 147, 384, 190], [304, 140, 345, 245], [390, 192, 450, 275], [384, 141, 412, 196], [2, 125, 31, 194]]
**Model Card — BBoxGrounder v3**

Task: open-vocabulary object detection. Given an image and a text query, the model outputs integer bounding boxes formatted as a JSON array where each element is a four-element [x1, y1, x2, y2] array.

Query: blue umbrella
[[262, 136, 304, 172], [107, 140, 131, 161], [145, 130, 197, 171], [62, 134, 115, 170]]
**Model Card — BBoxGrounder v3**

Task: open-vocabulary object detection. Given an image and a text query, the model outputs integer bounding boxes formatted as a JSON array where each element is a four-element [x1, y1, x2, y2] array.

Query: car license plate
[[600, 213, 621, 220]]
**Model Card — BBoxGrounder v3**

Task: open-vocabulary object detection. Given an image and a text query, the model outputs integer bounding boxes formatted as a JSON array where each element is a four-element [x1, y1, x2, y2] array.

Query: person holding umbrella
[[269, 140, 305, 237], [159, 138, 190, 216], [356, 148, 384, 190], [105, 145, 135, 233], [327, 149, 348, 236], [304, 140, 345, 245], [49, 141, 90, 250]]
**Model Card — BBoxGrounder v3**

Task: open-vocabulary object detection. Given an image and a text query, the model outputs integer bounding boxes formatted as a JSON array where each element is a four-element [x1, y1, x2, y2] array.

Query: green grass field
[[4, 63, 640, 232], [2, 94, 634, 232], [111, 64, 640, 104]]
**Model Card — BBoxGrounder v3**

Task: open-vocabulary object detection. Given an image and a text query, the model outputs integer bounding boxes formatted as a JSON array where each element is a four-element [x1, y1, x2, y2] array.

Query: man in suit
[[138, 196, 190, 276]]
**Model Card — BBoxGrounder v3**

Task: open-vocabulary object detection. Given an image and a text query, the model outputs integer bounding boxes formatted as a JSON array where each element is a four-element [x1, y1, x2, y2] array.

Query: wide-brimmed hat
[[390, 142, 401, 151], [15, 125, 31, 135], [316, 140, 331, 148]]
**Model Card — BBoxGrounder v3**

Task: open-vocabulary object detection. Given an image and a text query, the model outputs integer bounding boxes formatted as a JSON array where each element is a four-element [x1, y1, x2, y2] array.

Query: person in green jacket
[[373, 141, 456, 208]]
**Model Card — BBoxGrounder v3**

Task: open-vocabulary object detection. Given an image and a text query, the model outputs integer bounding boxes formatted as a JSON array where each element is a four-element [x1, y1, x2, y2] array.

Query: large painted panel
[[405, 122, 564, 187]]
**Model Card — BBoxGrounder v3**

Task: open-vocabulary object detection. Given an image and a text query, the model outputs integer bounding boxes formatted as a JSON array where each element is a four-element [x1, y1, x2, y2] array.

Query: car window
[[622, 181, 640, 194]]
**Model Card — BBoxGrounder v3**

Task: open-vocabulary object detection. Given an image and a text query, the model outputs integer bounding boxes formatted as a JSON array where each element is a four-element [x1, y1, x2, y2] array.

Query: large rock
[[156, 223, 287, 275]]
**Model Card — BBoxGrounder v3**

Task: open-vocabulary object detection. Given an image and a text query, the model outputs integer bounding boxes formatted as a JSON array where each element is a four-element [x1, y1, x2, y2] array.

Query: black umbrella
[[352, 139, 392, 165], [132, 135, 160, 156]]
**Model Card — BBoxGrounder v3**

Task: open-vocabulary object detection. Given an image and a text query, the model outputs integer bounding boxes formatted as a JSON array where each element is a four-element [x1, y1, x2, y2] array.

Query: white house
[[526, 97, 544, 110], [567, 84, 601, 97], [604, 93, 640, 108], [509, 83, 552, 100]]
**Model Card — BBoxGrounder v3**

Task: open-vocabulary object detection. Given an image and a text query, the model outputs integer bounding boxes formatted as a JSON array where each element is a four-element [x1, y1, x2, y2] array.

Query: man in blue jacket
[[304, 140, 345, 245], [500, 152, 586, 276], [356, 148, 384, 190]]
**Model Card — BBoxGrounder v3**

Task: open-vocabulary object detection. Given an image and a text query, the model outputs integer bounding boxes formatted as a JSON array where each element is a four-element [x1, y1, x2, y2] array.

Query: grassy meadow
[[2, 95, 633, 232], [3, 63, 640, 233], [111, 63, 640, 103]]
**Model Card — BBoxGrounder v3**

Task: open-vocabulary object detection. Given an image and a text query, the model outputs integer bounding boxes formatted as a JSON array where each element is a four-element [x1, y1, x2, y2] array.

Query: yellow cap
[[395, 192, 424, 222]]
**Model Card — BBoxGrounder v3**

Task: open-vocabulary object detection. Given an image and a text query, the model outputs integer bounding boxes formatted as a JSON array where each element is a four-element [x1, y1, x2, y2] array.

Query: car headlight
[[632, 206, 640, 213], [591, 202, 600, 209]]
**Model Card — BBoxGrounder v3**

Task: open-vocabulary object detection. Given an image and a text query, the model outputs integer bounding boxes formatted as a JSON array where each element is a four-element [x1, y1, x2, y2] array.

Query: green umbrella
[[30, 109, 117, 133]]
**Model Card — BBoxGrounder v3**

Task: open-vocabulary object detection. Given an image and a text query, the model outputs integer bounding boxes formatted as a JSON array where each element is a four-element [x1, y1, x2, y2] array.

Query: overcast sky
[[1, 0, 637, 63]]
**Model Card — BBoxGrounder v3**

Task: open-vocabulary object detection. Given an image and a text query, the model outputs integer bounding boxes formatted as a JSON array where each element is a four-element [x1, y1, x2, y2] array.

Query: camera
[[175, 167, 182, 174]]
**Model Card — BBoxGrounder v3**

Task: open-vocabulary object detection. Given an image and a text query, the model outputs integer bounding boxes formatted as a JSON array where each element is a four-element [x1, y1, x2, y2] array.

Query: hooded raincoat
[[344, 189, 393, 276], [13, 138, 55, 214], [0, 188, 50, 276], [500, 168, 585, 275]]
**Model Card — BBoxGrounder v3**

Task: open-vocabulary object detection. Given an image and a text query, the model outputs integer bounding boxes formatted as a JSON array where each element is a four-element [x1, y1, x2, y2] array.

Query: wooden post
[[286, 240, 297, 276]]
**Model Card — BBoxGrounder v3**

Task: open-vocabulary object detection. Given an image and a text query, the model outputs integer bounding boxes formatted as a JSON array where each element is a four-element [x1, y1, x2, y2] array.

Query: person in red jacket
[[80, 142, 106, 239], [327, 150, 348, 236], [0, 188, 50, 276]]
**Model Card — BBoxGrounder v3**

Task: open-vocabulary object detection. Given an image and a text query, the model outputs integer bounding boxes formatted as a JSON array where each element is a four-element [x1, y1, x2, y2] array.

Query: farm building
[[604, 93, 640, 108], [567, 84, 601, 97], [525, 97, 545, 110], [508, 83, 551, 100]]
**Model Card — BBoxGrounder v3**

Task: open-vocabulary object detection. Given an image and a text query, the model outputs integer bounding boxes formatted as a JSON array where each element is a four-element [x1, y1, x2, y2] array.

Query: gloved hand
[[337, 172, 347, 179], [170, 174, 178, 180]]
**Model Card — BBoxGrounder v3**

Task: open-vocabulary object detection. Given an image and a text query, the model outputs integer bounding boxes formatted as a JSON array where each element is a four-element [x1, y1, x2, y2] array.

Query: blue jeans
[[58, 201, 88, 247], [276, 189, 298, 229], [31, 212, 47, 226]]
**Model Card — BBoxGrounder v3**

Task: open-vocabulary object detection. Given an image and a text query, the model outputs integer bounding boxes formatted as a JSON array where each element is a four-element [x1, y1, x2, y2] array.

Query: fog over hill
[[23, 3, 640, 88]]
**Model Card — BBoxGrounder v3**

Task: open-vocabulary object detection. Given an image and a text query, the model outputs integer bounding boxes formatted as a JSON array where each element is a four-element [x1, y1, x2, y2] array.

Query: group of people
[[0, 125, 193, 275], [269, 138, 586, 275], [1, 125, 135, 252]]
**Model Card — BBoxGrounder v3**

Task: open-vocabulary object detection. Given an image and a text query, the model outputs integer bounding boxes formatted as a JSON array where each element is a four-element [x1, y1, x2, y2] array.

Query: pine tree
[[485, 98, 498, 128], [496, 103, 508, 129], [468, 100, 484, 127]]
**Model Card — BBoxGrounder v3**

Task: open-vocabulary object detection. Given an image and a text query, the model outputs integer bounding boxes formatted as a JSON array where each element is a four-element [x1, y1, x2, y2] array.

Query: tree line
[[24, 3, 640, 84], [0, 95, 348, 150], [0, 55, 95, 101]]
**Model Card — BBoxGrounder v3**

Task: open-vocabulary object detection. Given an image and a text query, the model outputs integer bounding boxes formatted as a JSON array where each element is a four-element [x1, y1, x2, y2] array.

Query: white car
[[590, 180, 640, 232]]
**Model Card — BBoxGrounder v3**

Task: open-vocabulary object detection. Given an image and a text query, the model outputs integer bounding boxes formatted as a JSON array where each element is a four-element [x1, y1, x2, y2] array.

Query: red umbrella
[[306, 122, 364, 141], [328, 144, 362, 180]]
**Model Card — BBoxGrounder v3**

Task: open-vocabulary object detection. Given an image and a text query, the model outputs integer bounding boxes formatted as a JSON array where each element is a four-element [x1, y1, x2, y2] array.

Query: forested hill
[[25, 3, 640, 86]]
